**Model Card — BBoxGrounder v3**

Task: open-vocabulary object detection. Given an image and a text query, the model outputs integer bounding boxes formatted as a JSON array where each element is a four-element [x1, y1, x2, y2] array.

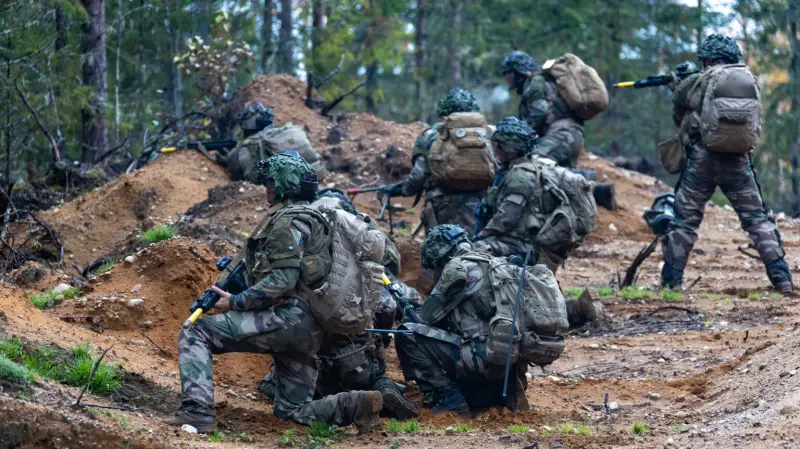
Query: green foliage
[[91, 260, 117, 276], [0, 354, 34, 382], [22, 346, 61, 379], [596, 287, 614, 298], [278, 429, 302, 447], [0, 338, 25, 361], [507, 424, 530, 433], [115, 416, 130, 427], [660, 289, 684, 302], [64, 344, 122, 395], [234, 432, 255, 443], [559, 423, 592, 436], [140, 225, 176, 245], [389, 439, 402, 449], [620, 286, 653, 300], [208, 431, 224, 443], [670, 424, 686, 434], [385, 419, 420, 433], [449, 423, 472, 433], [631, 421, 649, 436], [748, 292, 761, 301], [563, 287, 583, 299], [29, 287, 81, 310]]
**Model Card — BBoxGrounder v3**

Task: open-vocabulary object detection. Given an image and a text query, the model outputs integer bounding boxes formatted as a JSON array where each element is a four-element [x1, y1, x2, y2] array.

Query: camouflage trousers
[[422, 190, 483, 234], [178, 299, 369, 426], [395, 324, 526, 410], [532, 119, 584, 168], [662, 145, 791, 288]]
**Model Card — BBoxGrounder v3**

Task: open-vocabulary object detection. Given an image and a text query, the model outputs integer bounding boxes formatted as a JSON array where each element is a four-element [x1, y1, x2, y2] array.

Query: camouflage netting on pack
[[493, 117, 536, 153], [698, 34, 742, 64], [436, 88, 480, 117], [420, 224, 470, 269], [238, 103, 275, 131], [255, 153, 315, 198], [500, 50, 540, 76]]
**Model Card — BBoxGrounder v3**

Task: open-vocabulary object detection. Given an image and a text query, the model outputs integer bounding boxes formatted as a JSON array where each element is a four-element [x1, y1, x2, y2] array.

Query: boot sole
[[355, 391, 384, 434], [381, 389, 419, 420]]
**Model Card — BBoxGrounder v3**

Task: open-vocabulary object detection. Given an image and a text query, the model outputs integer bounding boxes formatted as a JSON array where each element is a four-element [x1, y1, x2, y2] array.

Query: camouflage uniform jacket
[[672, 72, 709, 147], [519, 74, 581, 136], [398, 124, 442, 198]]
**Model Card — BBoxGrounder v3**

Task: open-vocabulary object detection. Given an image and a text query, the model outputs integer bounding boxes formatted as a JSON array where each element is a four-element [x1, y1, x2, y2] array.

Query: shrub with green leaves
[[0, 337, 24, 360], [0, 353, 34, 382], [277, 429, 301, 447], [563, 287, 583, 299], [632, 421, 648, 435], [596, 287, 614, 298], [385, 419, 420, 434], [65, 347, 122, 395], [29, 286, 81, 310], [660, 289, 684, 302], [140, 225, 176, 244]]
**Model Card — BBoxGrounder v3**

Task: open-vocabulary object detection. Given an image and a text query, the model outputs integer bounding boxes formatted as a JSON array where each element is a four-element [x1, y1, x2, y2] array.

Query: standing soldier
[[661, 34, 793, 293], [500, 50, 617, 210], [165, 154, 383, 432]]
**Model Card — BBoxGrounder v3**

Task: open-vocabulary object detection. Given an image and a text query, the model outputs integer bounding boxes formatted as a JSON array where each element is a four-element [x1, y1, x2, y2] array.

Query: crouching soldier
[[395, 225, 569, 414], [165, 154, 383, 432]]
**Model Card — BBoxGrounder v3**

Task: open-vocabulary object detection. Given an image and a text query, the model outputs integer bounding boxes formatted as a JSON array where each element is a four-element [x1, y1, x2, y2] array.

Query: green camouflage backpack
[[228, 123, 326, 182], [534, 162, 597, 254]]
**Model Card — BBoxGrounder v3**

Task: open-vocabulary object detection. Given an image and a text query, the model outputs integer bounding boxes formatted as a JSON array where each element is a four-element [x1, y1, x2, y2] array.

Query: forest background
[[3, 0, 800, 215]]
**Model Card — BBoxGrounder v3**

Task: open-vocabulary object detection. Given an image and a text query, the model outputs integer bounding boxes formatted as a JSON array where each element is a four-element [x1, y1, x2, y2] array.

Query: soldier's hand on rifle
[[210, 286, 232, 312], [377, 183, 403, 201]]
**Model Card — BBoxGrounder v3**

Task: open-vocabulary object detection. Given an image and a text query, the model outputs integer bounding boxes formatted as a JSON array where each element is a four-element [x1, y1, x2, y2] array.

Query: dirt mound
[[5, 261, 68, 290], [41, 152, 228, 266]]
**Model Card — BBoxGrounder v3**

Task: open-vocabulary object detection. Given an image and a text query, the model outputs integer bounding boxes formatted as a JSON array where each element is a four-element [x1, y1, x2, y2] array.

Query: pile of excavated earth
[[2, 75, 800, 449]]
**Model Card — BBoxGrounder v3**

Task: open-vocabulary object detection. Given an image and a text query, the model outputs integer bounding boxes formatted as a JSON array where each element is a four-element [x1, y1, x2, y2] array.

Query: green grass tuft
[[558, 423, 592, 436], [389, 438, 402, 449], [308, 421, 341, 439], [563, 287, 583, 299], [115, 416, 130, 427], [277, 429, 301, 447], [450, 423, 472, 433], [620, 286, 653, 300], [22, 346, 62, 379], [596, 287, 614, 298], [91, 260, 117, 276], [140, 225, 176, 245], [29, 287, 80, 310], [507, 424, 530, 433], [631, 421, 649, 435], [660, 289, 684, 302], [0, 353, 34, 382], [0, 337, 24, 360], [233, 432, 254, 443], [64, 344, 122, 395], [747, 292, 761, 301], [385, 419, 420, 434], [207, 431, 224, 442]]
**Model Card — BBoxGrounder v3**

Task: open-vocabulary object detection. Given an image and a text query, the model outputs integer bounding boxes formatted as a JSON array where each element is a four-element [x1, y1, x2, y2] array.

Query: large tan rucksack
[[228, 123, 326, 182], [427, 112, 497, 191], [542, 54, 608, 121], [695, 64, 761, 153]]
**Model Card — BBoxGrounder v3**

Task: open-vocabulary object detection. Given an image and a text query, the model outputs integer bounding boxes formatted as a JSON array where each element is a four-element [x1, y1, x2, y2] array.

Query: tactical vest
[[486, 159, 555, 242]]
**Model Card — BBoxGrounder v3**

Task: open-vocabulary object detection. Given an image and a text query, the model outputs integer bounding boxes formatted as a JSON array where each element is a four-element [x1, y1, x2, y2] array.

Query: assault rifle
[[382, 273, 421, 324], [502, 249, 531, 399], [613, 61, 699, 89], [127, 140, 238, 173], [183, 256, 247, 328], [346, 185, 399, 235]]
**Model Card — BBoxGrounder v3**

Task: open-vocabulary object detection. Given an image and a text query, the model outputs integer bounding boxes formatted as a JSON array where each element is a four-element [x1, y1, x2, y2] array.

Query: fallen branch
[[737, 246, 760, 261], [314, 53, 346, 89], [321, 82, 365, 117], [74, 345, 114, 407], [140, 331, 171, 357], [79, 403, 140, 412], [684, 276, 702, 292], [620, 237, 659, 288], [94, 133, 130, 164], [647, 306, 699, 316], [0, 72, 61, 163], [305, 73, 315, 108]]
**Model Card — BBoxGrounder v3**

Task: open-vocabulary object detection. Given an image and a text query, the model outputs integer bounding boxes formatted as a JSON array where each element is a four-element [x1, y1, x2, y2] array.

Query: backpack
[[307, 207, 386, 335], [534, 164, 597, 254], [228, 123, 324, 181], [542, 54, 608, 121], [427, 112, 497, 191], [459, 254, 567, 367], [695, 64, 761, 153]]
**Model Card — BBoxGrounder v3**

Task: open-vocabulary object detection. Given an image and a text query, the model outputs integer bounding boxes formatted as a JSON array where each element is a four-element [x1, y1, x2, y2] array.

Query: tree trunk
[[278, 0, 294, 75], [114, 1, 124, 144], [365, 61, 379, 113], [261, 0, 274, 73], [414, 0, 427, 120], [790, 0, 799, 216], [311, 0, 323, 74], [171, 33, 184, 118], [697, 0, 703, 49], [448, 0, 462, 87], [80, 0, 108, 164]]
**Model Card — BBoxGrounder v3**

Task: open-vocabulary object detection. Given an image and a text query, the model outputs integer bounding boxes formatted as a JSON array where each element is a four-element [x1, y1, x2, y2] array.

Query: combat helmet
[[238, 103, 275, 135], [500, 51, 540, 76], [436, 88, 480, 117], [697, 34, 742, 65], [254, 152, 318, 201], [492, 117, 537, 154], [317, 188, 358, 215], [420, 224, 471, 269]]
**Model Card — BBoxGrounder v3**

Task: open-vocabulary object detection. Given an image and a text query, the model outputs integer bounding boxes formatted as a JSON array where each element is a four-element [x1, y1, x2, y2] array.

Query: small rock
[[666, 437, 675, 446], [648, 392, 661, 400], [445, 426, 455, 436], [542, 425, 553, 432], [778, 371, 789, 378], [142, 320, 153, 329], [181, 424, 198, 434], [657, 358, 667, 364], [607, 401, 619, 411], [780, 405, 798, 416], [124, 255, 136, 264], [610, 345, 620, 350], [255, 206, 265, 212], [588, 343, 601, 350], [52, 283, 72, 295], [226, 388, 238, 397], [547, 375, 562, 383], [199, 176, 207, 182], [126, 298, 145, 308], [791, 370, 797, 376], [238, 187, 245, 193], [608, 223, 618, 232], [202, 167, 209, 172], [131, 284, 143, 294], [525, 372, 533, 381], [245, 393, 257, 400]]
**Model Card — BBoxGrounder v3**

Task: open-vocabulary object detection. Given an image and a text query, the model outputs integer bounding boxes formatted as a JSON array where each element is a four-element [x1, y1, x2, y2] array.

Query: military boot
[[661, 261, 683, 291], [593, 183, 617, 211], [163, 409, 216, 433], [379, 385, 419, 420], [352, 391, 384, 434], [766, 258, 794, 296], [431, 384, 469, 416], [257, 373, 277, 400]]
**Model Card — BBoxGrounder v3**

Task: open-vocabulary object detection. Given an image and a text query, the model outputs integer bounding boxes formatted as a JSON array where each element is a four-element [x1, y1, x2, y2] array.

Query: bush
[[0, 354, 34, 382], [140, 225, 176, 244], [632, 421, 648, 435], [29, 286, 81, 310]]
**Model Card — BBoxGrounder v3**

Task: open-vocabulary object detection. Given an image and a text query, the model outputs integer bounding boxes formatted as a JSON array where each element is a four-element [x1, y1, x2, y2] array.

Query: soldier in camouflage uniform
[[165, 154, 383, 432], [662, 34, 793, 293], [394, 225, 531, 415], [474, 117, 607, 327], [257, 189, 419, 420], [501, 51, 617, 210], [384, 88, 486, 232]]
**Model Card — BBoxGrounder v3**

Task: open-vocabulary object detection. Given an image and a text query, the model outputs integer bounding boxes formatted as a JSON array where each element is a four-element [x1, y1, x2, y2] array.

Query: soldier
[[500, 50, 617, 210], [383, 88, 489, 233], [475, 117, 606, 326], [165, 154, 383, 432], [662, 34, 793, 293], [394, 225, 568, 415], [258, 189, 419, 420]]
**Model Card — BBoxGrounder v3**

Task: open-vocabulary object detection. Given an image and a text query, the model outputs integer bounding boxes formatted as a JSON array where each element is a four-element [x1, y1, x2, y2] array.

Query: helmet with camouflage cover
[[697, 34, 742, 65], [436, 88, 480, 117], [492, 117, 537, 154], [317, 188, 358, 215], [421, 224, 471, 269], [238, 103, 275, 134], [254, 152, 318, 201], [500, 51, 540, 76]]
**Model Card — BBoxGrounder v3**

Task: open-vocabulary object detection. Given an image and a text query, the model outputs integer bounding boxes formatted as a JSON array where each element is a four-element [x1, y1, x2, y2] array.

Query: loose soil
[[4, 74, 800, 448]]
